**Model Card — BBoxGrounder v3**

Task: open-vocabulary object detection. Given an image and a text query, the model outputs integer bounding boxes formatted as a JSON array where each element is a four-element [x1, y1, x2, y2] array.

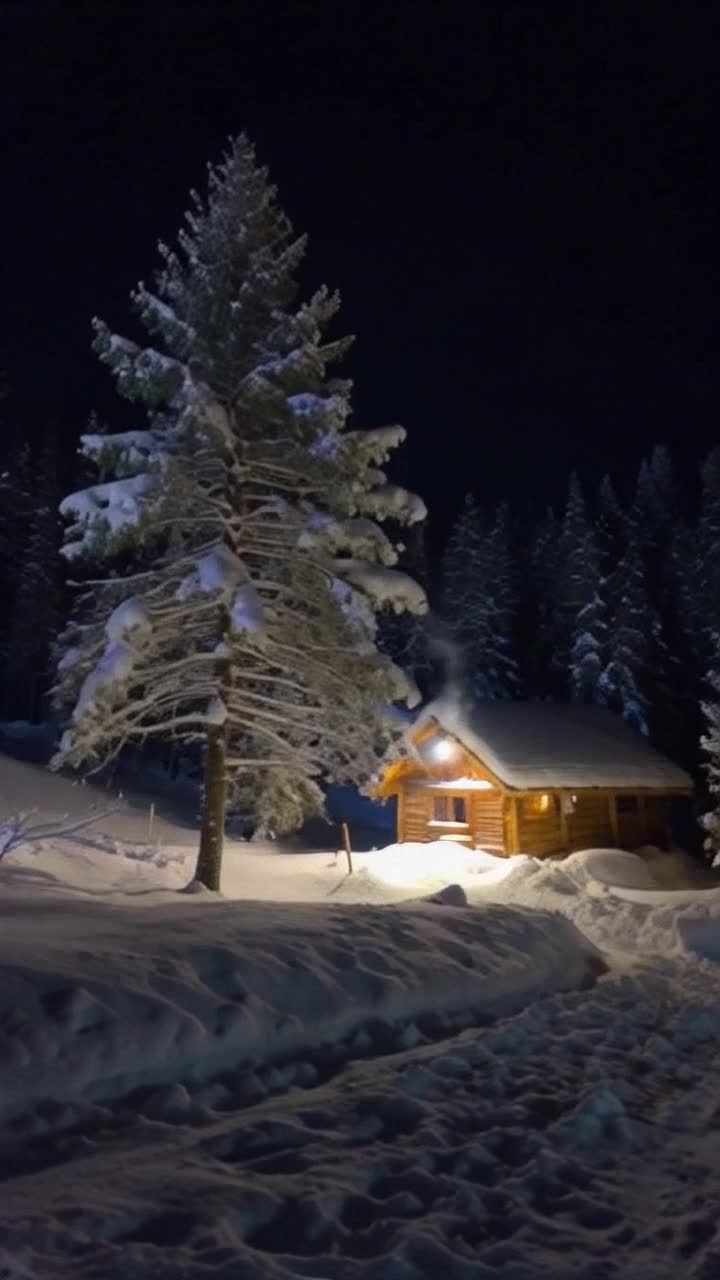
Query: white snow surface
[[2, 756, 720, 1278], [74, 640, 137, 721], [205, 695, 229, 726], [231, 580, 265, 632], [105, 596, 152, 641], [70, 597, 152, 725], [60, 473, 152, 557], [176, 543, 250, 600], [338, 560, 428, 614], [81, 429, 165, 464], [417, 694, 693, 790]]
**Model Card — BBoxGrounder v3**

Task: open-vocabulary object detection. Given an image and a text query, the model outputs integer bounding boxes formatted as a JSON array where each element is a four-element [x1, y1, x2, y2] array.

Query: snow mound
[[465, 846, 720, 958], [0, 890, 601, 1143], [557, 847, 660, 889], [673, 904, 720, 962], [369, 840, 526, 890]]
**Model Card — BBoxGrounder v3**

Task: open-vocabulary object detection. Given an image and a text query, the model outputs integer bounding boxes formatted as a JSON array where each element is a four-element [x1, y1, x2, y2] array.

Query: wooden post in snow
[[341, 822, 354, 875]]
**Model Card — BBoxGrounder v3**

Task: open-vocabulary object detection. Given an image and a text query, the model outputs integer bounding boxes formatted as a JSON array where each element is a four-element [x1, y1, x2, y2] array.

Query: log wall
[[567, 794, 613, 850], [616, 804, 647, 850], [469, 791, 504, 850], [399, 787, 433, 842], [516, 796, 564, 855], [644, 796, 669, 847], [397, 780, 679, 854]]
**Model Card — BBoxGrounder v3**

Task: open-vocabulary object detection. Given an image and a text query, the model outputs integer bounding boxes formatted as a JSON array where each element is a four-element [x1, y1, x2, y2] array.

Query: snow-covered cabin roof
[[414, 696, 693, 792]]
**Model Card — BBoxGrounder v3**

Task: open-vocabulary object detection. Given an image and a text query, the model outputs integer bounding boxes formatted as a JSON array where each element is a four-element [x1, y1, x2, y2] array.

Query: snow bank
[[466, 846, 720, 959], [0, 889, 601, 1141]]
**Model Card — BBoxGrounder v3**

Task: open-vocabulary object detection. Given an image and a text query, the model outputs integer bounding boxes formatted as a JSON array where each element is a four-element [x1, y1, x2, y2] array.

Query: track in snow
[[3, 962, 720, 1280]]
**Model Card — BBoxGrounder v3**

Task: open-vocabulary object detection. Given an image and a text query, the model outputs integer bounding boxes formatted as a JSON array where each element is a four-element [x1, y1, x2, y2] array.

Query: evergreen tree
[[522, 505, 559, 699], [696, 446, 720, 657], [666, 518, 705, 760], [599, 538, 651, 734], [377, 522, 432, 698], [442, 494, 485, 615], [54, 136, 425, 888], [594, 473, 627, 594], [2, 429, 62, 720], [630, 445, 700, 764], [570, 587, 607, 705], [442, 497, 518, 699], [0, 433, 33, 691], [700, 657, 720, 852], [630, 444, 678, 615], [648, 443, 678, 524], [555, 472, 607, 702]]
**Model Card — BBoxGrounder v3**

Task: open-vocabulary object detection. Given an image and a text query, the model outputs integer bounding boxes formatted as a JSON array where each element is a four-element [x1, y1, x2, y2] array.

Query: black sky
[[2, 2, 719, 530]]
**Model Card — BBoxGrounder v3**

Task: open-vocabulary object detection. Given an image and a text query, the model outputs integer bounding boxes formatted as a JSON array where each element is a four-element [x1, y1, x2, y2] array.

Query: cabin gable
[[378, 719, 507, 849]]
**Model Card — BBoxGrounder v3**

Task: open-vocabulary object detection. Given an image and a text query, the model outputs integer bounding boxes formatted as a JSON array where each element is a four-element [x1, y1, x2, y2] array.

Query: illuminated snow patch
[[370, 840, 527, 889]]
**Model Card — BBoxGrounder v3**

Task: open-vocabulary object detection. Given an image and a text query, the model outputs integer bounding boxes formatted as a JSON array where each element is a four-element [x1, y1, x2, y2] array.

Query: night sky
[[2, 2, 719, 533]]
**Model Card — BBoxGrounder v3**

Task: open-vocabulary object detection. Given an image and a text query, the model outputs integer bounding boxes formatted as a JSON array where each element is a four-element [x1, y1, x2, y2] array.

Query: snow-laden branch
[[0, 807, 121, 860]]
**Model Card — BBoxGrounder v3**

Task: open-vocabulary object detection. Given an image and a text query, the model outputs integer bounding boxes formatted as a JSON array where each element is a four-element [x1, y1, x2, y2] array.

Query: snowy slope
[[3, 759, 720, 1277], [0, 751, 200, 846]]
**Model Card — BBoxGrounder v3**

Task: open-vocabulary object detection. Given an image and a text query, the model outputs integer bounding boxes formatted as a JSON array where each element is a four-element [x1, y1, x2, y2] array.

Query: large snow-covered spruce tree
[[54, 136, 426, 889]]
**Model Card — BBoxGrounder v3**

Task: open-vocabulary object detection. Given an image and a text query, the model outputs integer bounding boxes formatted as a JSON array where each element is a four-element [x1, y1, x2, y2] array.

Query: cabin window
[[616, 795, 639, 814], [528, 793, 553, 815], [432, 795, 467, 824]]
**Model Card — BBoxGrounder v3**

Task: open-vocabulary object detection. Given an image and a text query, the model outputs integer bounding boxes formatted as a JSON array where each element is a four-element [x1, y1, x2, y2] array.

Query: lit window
[[528, 793, 553, 815], [432, 796, 467, 823]]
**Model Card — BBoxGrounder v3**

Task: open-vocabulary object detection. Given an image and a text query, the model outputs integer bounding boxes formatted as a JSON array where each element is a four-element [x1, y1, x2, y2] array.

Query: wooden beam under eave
[[608, 794, 619, 846], [558, 790, 569, 850], [507, 796, 519, 855]]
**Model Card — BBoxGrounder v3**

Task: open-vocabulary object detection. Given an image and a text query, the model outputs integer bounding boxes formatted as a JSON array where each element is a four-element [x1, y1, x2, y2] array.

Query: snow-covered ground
[[2, 754, 720, 1278]]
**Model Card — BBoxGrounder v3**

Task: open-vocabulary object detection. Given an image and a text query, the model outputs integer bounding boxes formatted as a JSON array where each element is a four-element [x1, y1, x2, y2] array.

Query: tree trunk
[[195, 723, 228, 890]]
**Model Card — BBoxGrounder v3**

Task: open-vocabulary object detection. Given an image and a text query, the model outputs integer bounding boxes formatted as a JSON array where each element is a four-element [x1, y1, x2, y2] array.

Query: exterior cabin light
[[539, 793, 550, 812], [432, 738, 455, 761]]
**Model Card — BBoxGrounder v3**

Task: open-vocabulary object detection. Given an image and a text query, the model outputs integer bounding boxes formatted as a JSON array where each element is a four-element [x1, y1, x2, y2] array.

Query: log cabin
[[375, 697, 693, 855]]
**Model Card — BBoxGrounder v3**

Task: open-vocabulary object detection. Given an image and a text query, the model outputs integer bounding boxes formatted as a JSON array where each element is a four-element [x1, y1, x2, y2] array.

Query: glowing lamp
[[432, 738, 455, 761]]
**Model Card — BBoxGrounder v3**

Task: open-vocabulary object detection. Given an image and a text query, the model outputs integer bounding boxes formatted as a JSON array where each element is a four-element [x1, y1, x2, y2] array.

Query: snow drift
[[0, 891, 601, 1141]]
